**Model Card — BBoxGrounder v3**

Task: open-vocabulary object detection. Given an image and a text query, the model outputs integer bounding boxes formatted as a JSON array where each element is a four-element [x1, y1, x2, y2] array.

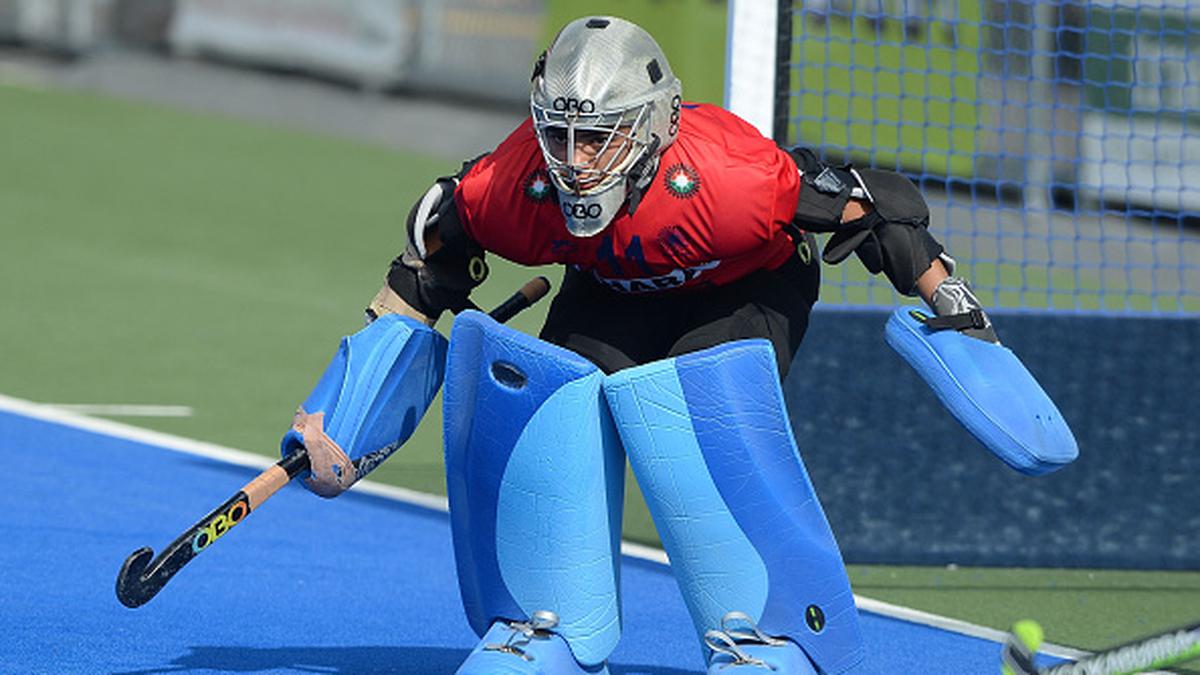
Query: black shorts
[[539, 234, 820, 378]]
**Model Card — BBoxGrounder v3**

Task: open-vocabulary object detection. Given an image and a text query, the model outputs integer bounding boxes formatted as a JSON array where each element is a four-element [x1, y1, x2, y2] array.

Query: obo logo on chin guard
[[563, 202, 603, 219], [191, 497, 249, 553]]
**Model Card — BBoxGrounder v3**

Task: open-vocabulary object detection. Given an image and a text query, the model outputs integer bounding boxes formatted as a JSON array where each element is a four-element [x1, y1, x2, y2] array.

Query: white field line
[[46, 404, 194, 418], [0, 391, 1098, 663], [0, 393, 274, 471], [854, 596, 1090, 662]]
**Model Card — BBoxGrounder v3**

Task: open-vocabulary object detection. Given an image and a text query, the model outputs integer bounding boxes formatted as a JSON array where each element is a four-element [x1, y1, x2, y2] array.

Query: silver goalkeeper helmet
[[531, 16, 683, 236]]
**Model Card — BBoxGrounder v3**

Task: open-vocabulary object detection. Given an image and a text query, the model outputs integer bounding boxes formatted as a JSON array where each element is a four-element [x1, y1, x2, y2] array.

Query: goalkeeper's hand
[[917, 262, 1001, 344]]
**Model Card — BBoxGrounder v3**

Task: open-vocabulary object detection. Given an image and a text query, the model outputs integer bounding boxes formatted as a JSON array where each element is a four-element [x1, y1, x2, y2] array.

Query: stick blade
[[115, 547, 157, 608]]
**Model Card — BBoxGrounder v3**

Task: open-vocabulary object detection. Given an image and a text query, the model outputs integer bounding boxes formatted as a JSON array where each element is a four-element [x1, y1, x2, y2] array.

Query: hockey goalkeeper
[[281, 15, 1075, 675]]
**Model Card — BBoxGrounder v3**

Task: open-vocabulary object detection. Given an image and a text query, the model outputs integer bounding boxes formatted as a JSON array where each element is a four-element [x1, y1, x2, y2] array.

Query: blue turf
[[0, 409, 1040, 674]]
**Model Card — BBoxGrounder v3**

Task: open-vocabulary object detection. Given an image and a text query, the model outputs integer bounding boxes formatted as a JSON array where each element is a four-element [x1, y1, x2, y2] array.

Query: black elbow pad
[[821, 168, 941, 297], [786, 146, 859, 232]]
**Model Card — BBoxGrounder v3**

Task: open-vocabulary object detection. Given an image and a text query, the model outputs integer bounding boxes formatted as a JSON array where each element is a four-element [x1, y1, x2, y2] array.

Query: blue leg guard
[[280, 314, 448, 497], [886, 308, 1078, 476], [444, 310, 624, 671], [602, 340, 865, 675]]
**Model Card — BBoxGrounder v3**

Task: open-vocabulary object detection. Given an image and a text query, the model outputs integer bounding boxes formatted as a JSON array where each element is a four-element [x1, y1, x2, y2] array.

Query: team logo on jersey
[[663, 163, 701, 198], [523, 169, 553, 202]]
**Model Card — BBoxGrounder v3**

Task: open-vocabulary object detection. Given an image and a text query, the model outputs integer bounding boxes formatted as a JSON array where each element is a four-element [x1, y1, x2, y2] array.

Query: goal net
[[727, 0, 1199, 314]]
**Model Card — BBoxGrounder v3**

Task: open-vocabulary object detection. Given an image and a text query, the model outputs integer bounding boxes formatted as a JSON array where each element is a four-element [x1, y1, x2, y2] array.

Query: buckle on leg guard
[[705, 612, 787, 669], [484, 611, 561, 661]]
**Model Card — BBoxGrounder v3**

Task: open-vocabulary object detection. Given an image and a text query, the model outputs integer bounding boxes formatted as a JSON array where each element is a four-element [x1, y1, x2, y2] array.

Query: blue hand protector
[[603, 340, 865, 675], [885, 308, 1078, 476], [444, 310, 625, 668], [281, 314, 448, 497]]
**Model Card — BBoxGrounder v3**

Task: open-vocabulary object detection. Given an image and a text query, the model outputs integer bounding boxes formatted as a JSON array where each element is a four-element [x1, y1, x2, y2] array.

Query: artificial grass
[[3, 83, 1195, 670]]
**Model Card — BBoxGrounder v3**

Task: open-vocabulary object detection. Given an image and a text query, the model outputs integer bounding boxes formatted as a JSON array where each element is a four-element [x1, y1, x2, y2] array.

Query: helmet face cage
[[531, 98, 653, 197], [529, 16, 682, 237]]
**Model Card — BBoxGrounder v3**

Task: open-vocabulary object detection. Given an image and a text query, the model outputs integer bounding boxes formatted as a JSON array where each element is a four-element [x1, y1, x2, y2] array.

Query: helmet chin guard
[[531, 16, 682, 237], [556, 178, 631, 237]]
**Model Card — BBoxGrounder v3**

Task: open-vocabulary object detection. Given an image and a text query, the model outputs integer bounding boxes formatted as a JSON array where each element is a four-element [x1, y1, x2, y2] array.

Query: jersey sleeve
[[453, 119, 560, 266], [687, 105, 802, 254], [753, 141, 803, 242]]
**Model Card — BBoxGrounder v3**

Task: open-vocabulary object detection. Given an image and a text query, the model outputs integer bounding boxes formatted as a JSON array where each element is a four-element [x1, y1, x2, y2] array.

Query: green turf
[[2, 82, 436, 457], [2, 83, 1196, 670], [853, 565, 1200, 672]]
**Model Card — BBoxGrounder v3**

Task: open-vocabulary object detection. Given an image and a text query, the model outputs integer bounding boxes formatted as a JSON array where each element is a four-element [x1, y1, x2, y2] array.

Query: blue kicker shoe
[[705, 612, 818, 674], [455, 611, 610, 675]]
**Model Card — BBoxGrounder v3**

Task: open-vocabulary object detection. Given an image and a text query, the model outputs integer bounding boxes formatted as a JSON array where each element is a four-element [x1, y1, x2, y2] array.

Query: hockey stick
[[1001, 618, 1200, 675], [115, 277, 550, 608]]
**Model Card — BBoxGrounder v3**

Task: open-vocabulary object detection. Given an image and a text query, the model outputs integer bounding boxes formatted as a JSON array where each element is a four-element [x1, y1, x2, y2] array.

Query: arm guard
[[786, 147, 943, 296], [787, 146, 862, 232], [382, 155, 490, 322]]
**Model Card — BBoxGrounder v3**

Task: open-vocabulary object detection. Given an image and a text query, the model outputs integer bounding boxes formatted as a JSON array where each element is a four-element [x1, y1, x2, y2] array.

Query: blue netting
[[782, 0, 1200, 314]]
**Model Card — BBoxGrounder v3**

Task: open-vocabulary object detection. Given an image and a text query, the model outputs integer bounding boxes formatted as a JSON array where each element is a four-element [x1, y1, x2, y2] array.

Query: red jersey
[[455, 103, 801, 293]]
